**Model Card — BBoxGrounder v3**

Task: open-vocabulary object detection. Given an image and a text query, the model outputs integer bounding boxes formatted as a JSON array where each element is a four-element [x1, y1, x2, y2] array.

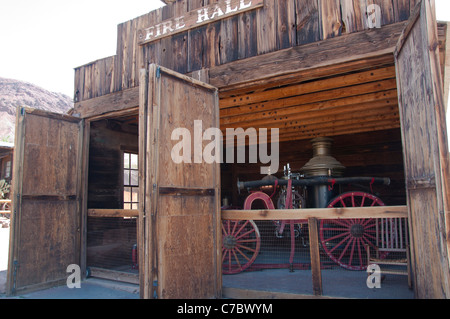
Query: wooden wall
[[74, 0, 420, 102]]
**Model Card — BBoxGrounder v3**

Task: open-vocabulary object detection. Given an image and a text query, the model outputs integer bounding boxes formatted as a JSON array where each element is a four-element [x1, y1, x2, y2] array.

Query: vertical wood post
[[308, 218, 323, 296]]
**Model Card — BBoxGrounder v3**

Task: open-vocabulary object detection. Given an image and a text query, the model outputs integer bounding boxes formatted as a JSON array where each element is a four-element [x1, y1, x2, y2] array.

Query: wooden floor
[[222, 267, 414, 299]]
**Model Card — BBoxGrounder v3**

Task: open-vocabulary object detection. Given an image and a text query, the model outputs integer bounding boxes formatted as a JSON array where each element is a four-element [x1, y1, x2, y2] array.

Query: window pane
[[124, 170, 130, 186], [124, 153, 130, 169], [124, 187, 131, 202], [130, 170, 139, 186], [132, 203, 139, 210], [131, 154, 138, 169], [132, 187, 139, 202], [124, 203, 132, 210], [5, 161, 11, 178]]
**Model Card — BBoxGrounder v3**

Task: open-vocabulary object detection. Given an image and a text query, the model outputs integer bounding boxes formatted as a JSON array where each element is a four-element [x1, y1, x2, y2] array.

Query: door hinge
[[12, 260, 19, 294]]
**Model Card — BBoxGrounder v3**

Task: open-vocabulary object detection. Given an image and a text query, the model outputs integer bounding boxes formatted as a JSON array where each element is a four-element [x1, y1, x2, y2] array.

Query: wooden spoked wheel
[[222, 220, 261, 275], [319, 192, 385, 271]]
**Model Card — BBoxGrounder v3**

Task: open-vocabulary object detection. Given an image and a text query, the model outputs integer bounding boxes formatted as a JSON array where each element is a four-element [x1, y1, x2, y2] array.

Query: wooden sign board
[[138, 0, 264, 45]]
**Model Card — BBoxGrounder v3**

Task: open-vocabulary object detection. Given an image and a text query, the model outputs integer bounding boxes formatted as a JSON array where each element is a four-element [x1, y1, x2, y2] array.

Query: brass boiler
[[300, 137, 345, 208]]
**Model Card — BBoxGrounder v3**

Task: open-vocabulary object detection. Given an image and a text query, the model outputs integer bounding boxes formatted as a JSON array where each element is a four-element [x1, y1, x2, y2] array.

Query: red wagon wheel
[[222, 220, 261, 275], [319, 192, 385, 271]]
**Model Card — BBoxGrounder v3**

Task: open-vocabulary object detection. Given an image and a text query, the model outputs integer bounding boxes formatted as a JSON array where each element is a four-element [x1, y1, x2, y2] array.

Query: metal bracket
[[156, 67, 161, 78]]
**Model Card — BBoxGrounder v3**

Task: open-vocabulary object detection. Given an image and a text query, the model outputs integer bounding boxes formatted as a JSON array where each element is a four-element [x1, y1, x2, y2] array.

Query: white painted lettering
[[197, 8, 210, 23], [162, 20, 174, 34], [145, 27, 155, 41], [225, 0, 238, 14], [240, 0, 252, 10], [174, 16, 186, 30], [154, 23, 162, 37], [210, 4, 225, 19]]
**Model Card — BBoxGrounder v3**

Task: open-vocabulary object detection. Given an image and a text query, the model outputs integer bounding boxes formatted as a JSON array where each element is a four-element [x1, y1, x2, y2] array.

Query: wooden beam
[[220, 90, 399, 127], [88, 267, 139, 285], [443, 22, 450, 112], [221, 206, 408, 221], [219, 65, 396, 110], [159, 187, 216, 196], [73, 86, 140, 119], [87, 209, 139, 218], [308, 218, 322, 296], [222, 99, 399, 130], [209, 22, 407, 90]]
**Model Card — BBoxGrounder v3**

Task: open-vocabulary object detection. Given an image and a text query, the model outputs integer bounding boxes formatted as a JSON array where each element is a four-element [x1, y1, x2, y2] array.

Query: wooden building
[[0, 142, 13, 184], [6, 0, 450, 299]]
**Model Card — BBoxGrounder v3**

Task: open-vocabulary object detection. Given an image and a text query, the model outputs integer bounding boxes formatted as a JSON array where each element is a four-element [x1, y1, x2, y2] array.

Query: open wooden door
[[139, 65, 221, 299], [395, 0, 450, 298], [7, 108, 84, 296]]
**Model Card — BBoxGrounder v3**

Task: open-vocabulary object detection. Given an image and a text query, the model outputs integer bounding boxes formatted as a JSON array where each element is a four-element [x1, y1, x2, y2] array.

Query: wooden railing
[[0, 199, 11, 214], [221, 206, 408, 298]]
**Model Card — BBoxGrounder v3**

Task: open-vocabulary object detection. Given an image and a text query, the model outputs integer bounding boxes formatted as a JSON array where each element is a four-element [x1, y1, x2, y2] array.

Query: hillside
[[0, 77, 73, 143]]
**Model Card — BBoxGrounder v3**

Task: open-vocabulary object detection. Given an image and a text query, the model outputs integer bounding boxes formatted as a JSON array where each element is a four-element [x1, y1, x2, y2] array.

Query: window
[[123, 152, 139, 210], [4, 161, 11, 179]]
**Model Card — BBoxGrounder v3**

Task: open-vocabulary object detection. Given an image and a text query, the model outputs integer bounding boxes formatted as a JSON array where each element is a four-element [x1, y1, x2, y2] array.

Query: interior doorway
[[85, 112, 140, 284]]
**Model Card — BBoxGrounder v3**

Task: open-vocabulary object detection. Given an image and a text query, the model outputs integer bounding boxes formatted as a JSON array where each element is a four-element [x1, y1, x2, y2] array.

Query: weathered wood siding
[[395, 0, 450, 298], [74, 0, 419, 102]]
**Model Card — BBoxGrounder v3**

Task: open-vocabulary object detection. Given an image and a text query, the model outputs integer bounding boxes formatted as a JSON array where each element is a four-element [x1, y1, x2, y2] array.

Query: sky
[[0, 0, 449, 99], [0, 0, 165, 97]]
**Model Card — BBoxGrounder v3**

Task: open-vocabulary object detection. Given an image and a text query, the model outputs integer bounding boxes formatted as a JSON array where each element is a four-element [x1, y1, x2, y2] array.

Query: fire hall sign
[[138, 0, 264, 45]]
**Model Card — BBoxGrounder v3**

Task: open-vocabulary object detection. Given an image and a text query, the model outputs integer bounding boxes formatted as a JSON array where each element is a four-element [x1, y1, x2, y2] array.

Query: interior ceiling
[[219, 64, 400, 144], [103, 64, 401, 144]]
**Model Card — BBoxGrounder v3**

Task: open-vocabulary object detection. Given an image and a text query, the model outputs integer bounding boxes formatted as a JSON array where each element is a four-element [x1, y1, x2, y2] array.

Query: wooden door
[[7, 108, 84, 295], [395, 0, 450, 298], [139, 65, 221, 299]]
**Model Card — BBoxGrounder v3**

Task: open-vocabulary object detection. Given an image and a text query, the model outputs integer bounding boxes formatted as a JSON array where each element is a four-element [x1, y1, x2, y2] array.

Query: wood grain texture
[[395, 0, 450, 299], [74, 0, 420, 103], [7, 109, 83, 295], [141, 65, 221, 299]]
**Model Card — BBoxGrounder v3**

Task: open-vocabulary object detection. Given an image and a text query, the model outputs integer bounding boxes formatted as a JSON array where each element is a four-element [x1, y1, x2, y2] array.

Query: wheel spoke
[[236, 228, 256, 241], [321, 227, 349, 232], [237, 238, 259, 244], [231, 221, 239, 236], [324, 231, 351, 242], [222, 222, 229, 236], [234, 220, 250, 237], [237, 243, 258, 253], [360, 193, 367, 207], [348, 238, 357, 266], [232, 250, 243, 270], [331, 219, 352, 227], [329, 234, 352, 254], [357, 238, 363, 268], [338, 237, 354, 262], [222, 249, 228, 263], [235, 247, 252, 262]]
